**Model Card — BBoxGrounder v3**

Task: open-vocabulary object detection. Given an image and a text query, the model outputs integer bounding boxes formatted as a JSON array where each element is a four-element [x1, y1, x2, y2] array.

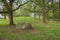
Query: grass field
[[0, 17, 60, 40]]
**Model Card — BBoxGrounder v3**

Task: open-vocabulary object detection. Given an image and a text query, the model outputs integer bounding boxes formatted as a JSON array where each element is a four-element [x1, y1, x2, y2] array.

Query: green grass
[[0, 17, 60, 40]]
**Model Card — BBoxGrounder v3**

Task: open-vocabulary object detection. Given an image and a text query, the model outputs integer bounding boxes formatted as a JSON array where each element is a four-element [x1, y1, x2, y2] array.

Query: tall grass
[[0, 17, 60, 40]]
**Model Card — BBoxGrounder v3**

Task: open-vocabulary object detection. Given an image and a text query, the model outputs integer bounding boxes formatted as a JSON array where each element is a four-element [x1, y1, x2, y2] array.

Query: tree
[[0, 0, 29, 25]]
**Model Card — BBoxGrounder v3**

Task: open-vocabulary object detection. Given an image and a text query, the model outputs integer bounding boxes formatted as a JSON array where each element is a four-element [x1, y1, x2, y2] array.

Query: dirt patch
[[10, 27, 36, 34]]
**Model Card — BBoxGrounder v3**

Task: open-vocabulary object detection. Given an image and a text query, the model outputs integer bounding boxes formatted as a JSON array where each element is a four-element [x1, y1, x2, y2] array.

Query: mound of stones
[[16, 22, 33, 30]]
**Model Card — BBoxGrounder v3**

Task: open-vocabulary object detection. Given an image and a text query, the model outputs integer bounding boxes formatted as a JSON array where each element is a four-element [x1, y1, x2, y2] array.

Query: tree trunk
[[42, 12, 46, 23], [42, 0, 46, 23], [34, 13, 36, 18], [38, 13, 41, 20], [4, 15, 6, 19], [8, 11, 14, 25], [46, 0, 50, 20], [57, 0, 60, 21], [46, 7, 49, 20], [8, 0, 14, 25], [52, 6, 55, 20], [51, 0, 55, 20]]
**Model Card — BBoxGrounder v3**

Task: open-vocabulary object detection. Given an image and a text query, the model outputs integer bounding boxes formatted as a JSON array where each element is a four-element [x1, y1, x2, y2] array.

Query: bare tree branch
[[13, 1, 29, 11], [0, 1, 29, 13]]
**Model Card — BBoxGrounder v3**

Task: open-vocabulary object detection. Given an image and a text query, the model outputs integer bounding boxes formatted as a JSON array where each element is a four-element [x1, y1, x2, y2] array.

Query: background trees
[[0, 0, 60, 25]]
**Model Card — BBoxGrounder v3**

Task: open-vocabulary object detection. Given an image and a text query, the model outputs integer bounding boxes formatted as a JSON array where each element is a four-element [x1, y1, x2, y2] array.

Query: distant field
[[0, 17, 60, 40]]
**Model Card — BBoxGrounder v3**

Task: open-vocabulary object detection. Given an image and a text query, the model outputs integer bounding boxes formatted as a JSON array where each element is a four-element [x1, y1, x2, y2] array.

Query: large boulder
[[16, 22, 33, 30]]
